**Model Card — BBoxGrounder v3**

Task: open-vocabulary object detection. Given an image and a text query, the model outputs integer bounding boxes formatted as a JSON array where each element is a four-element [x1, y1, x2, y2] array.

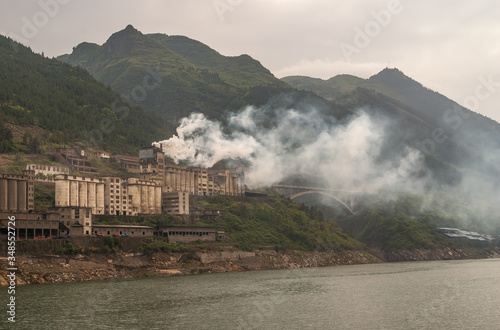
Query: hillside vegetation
[[0, 35, 173, 154], [283, 69, 500, 186], [58, 25, 292, 122], [193, 194, 364, 251], [335, 191, 500, 250]]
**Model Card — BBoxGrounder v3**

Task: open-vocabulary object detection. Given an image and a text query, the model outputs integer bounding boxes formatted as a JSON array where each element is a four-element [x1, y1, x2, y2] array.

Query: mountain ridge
[[58, 25, 292, 122], [0, 34, 173, 154], [283, 68, 500, 189]]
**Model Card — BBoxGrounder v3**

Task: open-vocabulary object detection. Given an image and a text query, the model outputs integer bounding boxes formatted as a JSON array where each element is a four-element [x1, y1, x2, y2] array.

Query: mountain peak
[[108, 24, 143, 39], [369, 67, 422, 89], [370, 67, 406, 79], [102, 25, 151, 54]]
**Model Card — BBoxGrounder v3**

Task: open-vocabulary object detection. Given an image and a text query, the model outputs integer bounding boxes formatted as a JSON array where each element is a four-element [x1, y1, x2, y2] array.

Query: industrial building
[[54, 175, 105, 215], [163, 164, 244, 197], [26, 163, 69, 179], [156, 226, 217, 243], [103, 177, 162, 216], [53, 147, 243, 217], [0, 211, 67, 239], [162, 191, 189, 215], [56, 148, 98, 176], [55, 206, 93, 236], [1, 144, 244, 240], [92, 224, 154, 237], [113, 154, 141, 173], [139, 146, 165, 185], [0, 170, 35, 213]]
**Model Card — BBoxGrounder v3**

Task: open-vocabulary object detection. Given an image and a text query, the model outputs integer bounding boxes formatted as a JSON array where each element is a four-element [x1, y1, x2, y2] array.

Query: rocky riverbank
[[0, 249, 379, 286], [1, 246, 499, 286], [374, 246, 500, 262]]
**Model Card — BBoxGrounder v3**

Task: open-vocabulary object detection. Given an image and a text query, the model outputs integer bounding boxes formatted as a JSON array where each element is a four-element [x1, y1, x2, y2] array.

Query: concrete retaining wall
[[195, 251, 255, 263]]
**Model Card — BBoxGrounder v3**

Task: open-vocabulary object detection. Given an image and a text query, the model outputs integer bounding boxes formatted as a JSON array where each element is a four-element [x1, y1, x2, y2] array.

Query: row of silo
[[0, 177, 30, 212], [55, 177, 105, 214], [127, 179, 161, 214]]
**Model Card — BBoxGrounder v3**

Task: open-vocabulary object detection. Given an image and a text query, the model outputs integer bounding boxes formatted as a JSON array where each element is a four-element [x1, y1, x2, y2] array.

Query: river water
[[6, 258, 500, 329]]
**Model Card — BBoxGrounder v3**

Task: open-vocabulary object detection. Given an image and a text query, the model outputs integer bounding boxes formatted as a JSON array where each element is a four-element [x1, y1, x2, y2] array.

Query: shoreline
[[2, 246, 499, 286]]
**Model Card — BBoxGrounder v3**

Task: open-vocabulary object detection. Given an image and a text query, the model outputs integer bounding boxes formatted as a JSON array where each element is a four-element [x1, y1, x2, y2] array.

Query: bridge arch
[[288, 191, 355, 215]]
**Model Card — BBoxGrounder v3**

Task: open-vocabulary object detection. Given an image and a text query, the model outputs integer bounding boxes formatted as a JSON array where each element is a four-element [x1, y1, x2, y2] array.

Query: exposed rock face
[[0, 249, 379, 286], [256, 250, 381, 269], [380, 247, 500, 262], [1, 247, 498, 286]]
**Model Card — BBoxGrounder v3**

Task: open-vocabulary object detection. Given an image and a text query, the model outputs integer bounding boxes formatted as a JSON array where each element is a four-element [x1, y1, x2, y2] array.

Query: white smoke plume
[[153, 105, 426, 191]]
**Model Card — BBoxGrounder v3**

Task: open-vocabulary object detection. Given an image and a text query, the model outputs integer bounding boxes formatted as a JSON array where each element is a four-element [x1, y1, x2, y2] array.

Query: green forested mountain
[[147, 34, 280, 87], [283, 70, 500, 244], [0, 35, 173, 154], [3, 27, 499, 249], [58, 25, 292, 122], [283, 69, 500, 183], [196, 194, 364, 251]]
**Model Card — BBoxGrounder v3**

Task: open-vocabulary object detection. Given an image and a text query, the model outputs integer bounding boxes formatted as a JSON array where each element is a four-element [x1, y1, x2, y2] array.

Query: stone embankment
[[1, 245, 499, 286]]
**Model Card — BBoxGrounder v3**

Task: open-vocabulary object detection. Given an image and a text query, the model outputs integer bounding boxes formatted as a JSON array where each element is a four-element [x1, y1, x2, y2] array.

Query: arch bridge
[[271, 184, 362, 215]]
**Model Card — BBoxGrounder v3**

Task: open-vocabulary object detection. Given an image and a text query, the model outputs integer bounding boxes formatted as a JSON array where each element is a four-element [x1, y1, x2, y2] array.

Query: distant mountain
[[58, 25, 291, 122], [0, 34, 173, 154], [147, 34, 279, 88], [283, 69, 500, 184]]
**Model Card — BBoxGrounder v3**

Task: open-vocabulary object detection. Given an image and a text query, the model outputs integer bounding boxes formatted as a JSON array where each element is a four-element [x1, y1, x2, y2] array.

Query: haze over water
[[10, 258, 500, 329]]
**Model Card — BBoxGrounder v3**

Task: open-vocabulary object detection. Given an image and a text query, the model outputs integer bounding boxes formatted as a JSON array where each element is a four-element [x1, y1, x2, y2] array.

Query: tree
[[0, 120, 14, 152], [30, 136, 40, 153]]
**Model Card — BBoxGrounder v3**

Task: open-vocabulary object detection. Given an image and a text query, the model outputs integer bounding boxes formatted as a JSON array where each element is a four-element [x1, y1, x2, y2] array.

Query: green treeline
[[0, 35, 173, 154], [336, 192, 500, 250], [196, 195, 363, 251]]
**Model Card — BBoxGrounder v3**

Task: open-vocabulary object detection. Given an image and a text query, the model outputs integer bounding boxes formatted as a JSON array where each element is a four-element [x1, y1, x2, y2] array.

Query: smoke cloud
[[153, 105, 426, 191], [152, 97, 500, 233]]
